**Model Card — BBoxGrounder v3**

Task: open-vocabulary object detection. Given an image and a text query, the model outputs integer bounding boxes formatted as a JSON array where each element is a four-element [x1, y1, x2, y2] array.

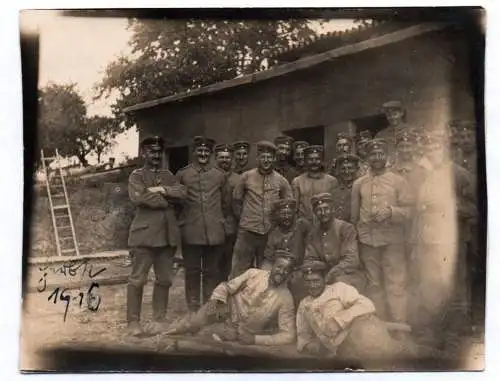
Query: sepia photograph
[[19, 7, 486, 372]]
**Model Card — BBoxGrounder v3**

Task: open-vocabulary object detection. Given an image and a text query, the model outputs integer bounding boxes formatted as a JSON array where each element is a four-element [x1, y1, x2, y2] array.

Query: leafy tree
[[96, 19, 317, 127], [38, 83, 88, 165], [38, 83, 123, 167], [80, 115, 122, 164]]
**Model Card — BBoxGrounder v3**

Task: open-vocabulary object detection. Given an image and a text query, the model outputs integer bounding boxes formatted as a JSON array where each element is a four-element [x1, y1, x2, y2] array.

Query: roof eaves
[[124, 22, 447, 114]]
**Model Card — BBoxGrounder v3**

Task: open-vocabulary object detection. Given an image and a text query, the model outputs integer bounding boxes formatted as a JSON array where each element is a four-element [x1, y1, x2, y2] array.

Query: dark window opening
[[352, 114, 389, 141], [168, 146, 189, 174], [285, 125, 324, 146]]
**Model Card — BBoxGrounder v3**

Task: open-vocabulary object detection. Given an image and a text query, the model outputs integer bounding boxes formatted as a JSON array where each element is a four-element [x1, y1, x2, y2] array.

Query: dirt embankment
[[30, 170, 135, 257]]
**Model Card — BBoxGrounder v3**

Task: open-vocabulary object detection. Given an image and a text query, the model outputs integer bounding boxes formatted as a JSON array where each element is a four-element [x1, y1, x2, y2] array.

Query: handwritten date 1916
[[47, 282, 101, 322]]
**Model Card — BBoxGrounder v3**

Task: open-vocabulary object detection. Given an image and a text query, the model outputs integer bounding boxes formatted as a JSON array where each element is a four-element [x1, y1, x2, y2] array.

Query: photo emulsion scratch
[[19, 8, 486, 372]]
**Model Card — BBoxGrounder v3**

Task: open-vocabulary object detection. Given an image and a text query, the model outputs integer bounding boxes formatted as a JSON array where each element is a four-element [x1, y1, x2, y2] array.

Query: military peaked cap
[[364, 138, 389, 154], [304, 145, 324, 156], [140, 135, 165, 150], [300, 260, 327, 275], [293, 140, 310, 152], [232, 140, 251, 151], [382, 100, 404, 110], [256, 140, 278, 154], [274, 249, 297, 263], [214, 143, 233, 154], [311, 193, 334, 209], [274, 135, 294, 146], [193, 136, 216, 151], [272, 198, 297, 213]]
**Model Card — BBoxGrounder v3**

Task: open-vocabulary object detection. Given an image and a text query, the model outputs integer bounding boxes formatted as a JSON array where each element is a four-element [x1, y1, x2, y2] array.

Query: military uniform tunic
[[176, 163, 229, 246]]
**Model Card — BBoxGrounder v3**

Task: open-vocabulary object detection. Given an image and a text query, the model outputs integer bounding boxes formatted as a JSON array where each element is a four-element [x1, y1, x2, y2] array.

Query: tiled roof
[[270, 20, 418, 64]]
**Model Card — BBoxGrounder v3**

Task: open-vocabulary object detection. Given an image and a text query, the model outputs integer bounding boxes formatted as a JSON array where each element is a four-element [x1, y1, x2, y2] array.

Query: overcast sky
[[23, 11, 355, 165]]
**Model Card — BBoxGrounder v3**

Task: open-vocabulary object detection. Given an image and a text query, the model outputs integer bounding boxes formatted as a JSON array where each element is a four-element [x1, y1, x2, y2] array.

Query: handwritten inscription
[[37, 260, 107, 293], [47, 282, 102, 322], [36, 260, 106, 321]]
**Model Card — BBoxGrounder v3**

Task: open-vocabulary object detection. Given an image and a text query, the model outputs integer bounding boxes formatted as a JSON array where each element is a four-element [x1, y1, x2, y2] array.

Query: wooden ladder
[[40, 149, 80, 257]]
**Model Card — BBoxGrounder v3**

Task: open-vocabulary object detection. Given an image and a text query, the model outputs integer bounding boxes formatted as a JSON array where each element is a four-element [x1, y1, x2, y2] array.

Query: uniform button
[[322, 232, 327, 236]]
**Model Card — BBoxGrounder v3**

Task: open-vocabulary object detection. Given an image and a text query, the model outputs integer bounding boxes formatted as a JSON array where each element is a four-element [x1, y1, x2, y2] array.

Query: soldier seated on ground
[[260, 198, 311, 307], [162, 249, 297, 346], [303, 193, 366, 292], [260, 198, 310, 271], [296, 261, 427, 361]]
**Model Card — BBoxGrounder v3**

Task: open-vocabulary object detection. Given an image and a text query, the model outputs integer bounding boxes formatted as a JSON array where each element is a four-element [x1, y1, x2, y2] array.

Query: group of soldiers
[[125, 100, 479, 359]]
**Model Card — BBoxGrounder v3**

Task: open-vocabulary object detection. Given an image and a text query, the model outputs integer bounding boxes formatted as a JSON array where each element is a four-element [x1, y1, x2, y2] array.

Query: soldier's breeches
[[229, 229, 268, 279], [411, 243, 469, 329], [360, 244, 408, 323], [128, 246, 175, 287], [220, 234, 237, 283], [183, 245, 223, 310]]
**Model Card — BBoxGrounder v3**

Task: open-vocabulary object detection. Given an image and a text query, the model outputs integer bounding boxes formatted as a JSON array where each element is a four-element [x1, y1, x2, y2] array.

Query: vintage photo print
[[19, 8, 486, 372]]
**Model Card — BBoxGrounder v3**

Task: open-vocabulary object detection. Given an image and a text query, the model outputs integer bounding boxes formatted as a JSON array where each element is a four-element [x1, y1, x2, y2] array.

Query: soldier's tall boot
[[185, 271, 201, 312], [126, 283, 144, 336], [152, 284, 170, 322]]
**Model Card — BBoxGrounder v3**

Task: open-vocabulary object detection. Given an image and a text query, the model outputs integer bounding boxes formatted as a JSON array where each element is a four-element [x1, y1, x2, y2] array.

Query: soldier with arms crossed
[[126, 136, 187, 336]]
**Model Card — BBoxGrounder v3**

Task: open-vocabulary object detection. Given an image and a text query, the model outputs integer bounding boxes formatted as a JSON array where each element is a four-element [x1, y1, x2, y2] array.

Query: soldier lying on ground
[[296, 260, 436, 361], [160, 249, 297, 346]]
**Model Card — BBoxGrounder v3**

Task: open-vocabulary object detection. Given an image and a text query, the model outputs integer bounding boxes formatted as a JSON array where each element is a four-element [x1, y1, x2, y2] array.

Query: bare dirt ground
[[21, 258, 189, 369], [19, 257, 486, 371]]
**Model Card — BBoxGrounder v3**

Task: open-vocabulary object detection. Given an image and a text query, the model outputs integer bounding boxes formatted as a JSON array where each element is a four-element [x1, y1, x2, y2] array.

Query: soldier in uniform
[[450, 120, 481, 319], [163, 249, 297, 346], [351, 138, 413, 326], [304, 193, 366, 293], [126, 136, 187, 336], [331, 154, 360, 222], [232, 140, 251, 175], [292, 140, 310, 176], [274, 135, 298, 183], [329, 132, 355, 174], [296, 260, 433, 361], [410, 129, 476, 346], [391, 130, 428, 191], [292, 145, 339, 224], [261, 198, 311, 307], [214, 143, 242, 282], [449, 120, 477, 179], [376, 100, 414, 167], [355, 130, 372, 178], [261, 198, 310, 270], [390, 130, 428, 307], [230, 140, 292, 278], [176, 136, 229, 312]]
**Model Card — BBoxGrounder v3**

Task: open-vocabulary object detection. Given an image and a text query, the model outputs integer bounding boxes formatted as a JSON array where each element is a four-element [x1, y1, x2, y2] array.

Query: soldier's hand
[[304, 341, 325, 356], [147, 186, 165, 194], [373, 207, 392, 222], [325, 268, 339, 284], [215, 303, 230, 321], [205, 299, 223, 317], [237, 327, 255, 345]]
